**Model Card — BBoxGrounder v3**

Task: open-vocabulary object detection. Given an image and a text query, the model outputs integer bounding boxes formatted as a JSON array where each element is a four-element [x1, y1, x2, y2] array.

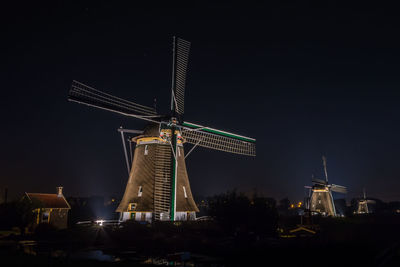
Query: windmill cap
[[132, 123, 161, 142]]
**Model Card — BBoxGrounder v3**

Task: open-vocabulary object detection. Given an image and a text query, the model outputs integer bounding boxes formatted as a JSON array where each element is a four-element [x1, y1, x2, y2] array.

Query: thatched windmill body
[[68, 37, 256, 222], [356, 188, 375, 214], [305, 156, 347, 216]]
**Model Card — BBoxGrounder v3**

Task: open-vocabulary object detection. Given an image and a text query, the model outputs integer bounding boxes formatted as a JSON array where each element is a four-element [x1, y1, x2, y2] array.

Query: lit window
[[42, 212, 49, 222], [183, 186, 187, 198], [144, 145, 148, 155], [178, 147, 181, 157], [129, 203, 137, 211], [138, 186, 143, 197]]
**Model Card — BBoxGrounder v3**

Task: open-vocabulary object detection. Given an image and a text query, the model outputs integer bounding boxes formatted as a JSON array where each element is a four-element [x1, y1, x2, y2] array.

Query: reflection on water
[[19, 240, 37, 256], [16, 241, 220, 266], [70, 250, 115, 262]]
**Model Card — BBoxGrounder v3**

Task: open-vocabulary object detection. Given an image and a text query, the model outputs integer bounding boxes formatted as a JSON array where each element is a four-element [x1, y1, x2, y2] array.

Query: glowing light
[[96, 219, 104, 226]]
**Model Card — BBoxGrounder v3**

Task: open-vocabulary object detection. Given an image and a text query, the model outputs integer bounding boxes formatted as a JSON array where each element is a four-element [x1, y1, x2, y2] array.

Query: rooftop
[[25, 193, 71, 209]]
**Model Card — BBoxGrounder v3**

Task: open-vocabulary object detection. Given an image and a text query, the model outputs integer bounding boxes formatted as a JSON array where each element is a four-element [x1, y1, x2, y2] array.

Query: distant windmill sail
[[322, 155, 328, 183], [311, 178, 327, 185], [330, 184, 347, 194]]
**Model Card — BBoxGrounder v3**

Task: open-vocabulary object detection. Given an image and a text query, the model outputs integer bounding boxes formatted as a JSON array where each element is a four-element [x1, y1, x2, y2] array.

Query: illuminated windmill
[[68, 37, 256, 222], [305, 156, 347, 216], [356, 188, 374, 214]]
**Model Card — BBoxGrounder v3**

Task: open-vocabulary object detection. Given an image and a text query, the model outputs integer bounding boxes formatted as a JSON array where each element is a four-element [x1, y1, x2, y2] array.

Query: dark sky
[[2, 1, 400, 202]]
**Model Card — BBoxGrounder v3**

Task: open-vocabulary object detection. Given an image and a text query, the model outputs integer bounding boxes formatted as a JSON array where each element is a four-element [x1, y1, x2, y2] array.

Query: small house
[[25, 187, 71, 229]]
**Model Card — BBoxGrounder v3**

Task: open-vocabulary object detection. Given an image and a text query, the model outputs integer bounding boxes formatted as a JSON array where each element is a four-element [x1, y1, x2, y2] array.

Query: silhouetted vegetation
[[1, 192, 400, 266], [67, 196, 119, 224], [0, 198, 42, 234], [207, 190, 278, 237]]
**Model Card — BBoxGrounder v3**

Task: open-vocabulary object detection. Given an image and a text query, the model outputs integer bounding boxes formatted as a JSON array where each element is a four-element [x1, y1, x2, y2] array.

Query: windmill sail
[[312, 178, 327, 185], [330, 184, 347, 194], [181, 122, 256, 156], [171, 37, 190, 117], [322, 155, 329, 182], [69, 80, 158, 118]]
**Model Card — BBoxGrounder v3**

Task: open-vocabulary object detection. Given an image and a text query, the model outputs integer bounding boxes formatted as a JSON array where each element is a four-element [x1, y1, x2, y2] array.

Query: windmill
[[305, 156, 347, 216], [68, 37, 256, 222], [356, 188, 375, 214]]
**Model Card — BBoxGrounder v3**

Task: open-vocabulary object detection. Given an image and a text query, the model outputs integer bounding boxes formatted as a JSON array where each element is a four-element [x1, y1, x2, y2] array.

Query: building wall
[[120, 212, 152, 223], [310, 190, 335, 216], [175, 211, 196, 221], [34, 208, 69, 229], [116, 144, 156, 213], [120, 211, 196, 222], [49, 209, 69, 229], [116, 130, 199, 217]]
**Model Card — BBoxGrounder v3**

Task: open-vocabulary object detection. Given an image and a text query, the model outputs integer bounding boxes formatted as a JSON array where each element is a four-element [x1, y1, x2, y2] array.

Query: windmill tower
[[305, 156, 347, 216], [356, 188, 370, 214], [68, 37, 256, 222]]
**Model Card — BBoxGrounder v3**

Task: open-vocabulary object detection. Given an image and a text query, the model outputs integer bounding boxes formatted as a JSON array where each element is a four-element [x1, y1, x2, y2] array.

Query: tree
[[0, 197, 42, 235], [207, 190, 278, 237]]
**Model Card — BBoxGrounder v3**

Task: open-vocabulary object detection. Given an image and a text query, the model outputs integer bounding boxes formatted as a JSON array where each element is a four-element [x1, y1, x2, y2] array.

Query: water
[[14, 240, 222, 266], [68, 250, 114, 262]]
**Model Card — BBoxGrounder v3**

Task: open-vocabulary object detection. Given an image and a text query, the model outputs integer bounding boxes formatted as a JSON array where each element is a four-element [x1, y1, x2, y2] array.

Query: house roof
[[289, 226, 316, 234], [25, 193, 71, 209]]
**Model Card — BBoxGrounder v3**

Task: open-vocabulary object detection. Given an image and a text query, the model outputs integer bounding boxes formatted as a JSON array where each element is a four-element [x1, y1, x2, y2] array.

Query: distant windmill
[[305, 156, 347, 216], [68, 37, 256, 222], [356, 188, 374, 214]]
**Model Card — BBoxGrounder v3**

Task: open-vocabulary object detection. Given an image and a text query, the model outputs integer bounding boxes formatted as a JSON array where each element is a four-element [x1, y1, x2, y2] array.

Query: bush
[[207, 190, 278, 237], [34, 223, 57, 238]]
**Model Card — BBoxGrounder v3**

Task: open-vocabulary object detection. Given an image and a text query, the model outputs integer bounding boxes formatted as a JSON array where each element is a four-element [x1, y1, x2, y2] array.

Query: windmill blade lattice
[[69, 80, 158, 118], [172, 38, 190, 116], [330, 184, 347, 194], [180, 124, 256, 156], [312, 178, 327, 185]]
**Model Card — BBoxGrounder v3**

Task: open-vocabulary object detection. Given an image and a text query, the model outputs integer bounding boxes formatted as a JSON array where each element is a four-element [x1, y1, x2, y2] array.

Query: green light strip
[[182, 122, 255, 143], [170, 133, 177, 221]]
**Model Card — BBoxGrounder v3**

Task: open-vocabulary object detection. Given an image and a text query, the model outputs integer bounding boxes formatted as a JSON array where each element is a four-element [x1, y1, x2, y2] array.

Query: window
[[42, 212, 49, 223], [129, 203, 137, 211], [138, 186, 143, 197], [144, 145, 148, 155], [183, 186, 187, 198], [178, 147, 181, 157]]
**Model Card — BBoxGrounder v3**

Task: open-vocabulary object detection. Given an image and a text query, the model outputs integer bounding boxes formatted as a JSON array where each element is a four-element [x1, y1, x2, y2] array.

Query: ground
[[1, 215, 400, 266]]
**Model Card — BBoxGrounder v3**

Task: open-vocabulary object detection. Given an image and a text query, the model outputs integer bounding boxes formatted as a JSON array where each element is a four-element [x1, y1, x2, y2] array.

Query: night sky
[[3, 2, 400, 202]]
